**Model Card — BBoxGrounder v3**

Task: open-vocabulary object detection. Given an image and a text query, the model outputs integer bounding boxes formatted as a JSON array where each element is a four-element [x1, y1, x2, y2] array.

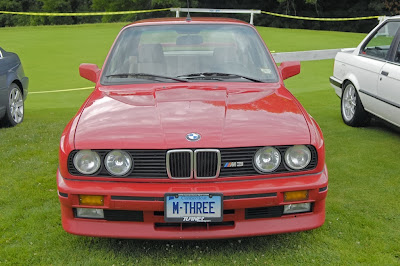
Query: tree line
[[0, 0, 399, 32]]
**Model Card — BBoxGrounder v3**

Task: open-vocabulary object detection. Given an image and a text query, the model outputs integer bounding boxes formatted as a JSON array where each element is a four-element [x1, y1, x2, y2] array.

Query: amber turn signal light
[[284, 190, 308, 202], [79, 195, 104, 206]]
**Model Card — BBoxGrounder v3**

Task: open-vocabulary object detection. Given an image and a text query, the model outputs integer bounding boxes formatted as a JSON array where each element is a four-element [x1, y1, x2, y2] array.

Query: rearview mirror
[[176, 35, 203, 45], [279, 61, 300, 80], [79, 63, 100, 83]]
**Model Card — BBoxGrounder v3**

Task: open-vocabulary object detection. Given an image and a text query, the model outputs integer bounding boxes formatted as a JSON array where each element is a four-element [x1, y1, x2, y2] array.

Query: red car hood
[[74, 83, 310, 149]]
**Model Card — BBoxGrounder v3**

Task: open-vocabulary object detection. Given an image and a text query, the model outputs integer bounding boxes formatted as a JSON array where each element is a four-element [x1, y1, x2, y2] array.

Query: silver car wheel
[[9, 85, 24, 124], [342, 84, 356, 122]]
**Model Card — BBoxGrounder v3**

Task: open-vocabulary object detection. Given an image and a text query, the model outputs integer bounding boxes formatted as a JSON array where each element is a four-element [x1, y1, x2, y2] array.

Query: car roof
[[123, 17, 250, 28], [384, 15, 400, 22]]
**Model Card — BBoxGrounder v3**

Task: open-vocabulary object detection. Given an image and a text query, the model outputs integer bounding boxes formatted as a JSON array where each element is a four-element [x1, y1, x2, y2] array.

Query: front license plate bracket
[[164, 193, 223, 223]]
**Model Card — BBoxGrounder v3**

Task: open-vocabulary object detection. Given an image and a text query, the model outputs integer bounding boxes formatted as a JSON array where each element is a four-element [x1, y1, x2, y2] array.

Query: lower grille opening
[[183, 222, 208, 230], [154, 221, 235, 230], [245, 206, 283, 220], [209, 221, 235, 227], [104, 210, 144, 222], [153, 209, 234, 217], [224, 209, 235, 215]]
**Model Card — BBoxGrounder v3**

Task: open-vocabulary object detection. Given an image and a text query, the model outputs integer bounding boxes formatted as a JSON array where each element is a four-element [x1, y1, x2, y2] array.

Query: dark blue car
[[0, 47, 28, 126]]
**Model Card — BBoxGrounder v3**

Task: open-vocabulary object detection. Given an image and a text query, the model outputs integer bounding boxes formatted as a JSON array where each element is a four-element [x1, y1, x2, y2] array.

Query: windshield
[[101, 24, 278, 84]]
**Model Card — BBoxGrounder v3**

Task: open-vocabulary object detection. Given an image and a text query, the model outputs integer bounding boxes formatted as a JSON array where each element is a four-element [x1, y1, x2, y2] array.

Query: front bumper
[[21, 76, 29, 100], [57, 166, 328, 240], [329, 76, 343, 98]]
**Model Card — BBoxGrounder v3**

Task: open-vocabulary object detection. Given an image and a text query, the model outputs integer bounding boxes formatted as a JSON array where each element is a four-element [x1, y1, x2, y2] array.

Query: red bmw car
[[57, 17, 328, 239]]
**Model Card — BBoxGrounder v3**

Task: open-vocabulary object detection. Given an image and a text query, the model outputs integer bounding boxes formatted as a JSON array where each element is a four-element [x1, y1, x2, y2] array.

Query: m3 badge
[[224, 162, 244, 168]]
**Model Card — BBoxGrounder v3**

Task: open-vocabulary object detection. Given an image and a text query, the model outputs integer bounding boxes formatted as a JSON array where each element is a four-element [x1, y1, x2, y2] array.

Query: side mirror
[[79, 63, 100, 83], [279, 61, 300, 80]]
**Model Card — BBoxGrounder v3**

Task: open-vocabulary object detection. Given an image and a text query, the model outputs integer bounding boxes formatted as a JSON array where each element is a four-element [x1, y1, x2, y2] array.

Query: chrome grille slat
[[166, 149, 221, 179], [194, 149, 221, 179], [166, 149, 193, 179]]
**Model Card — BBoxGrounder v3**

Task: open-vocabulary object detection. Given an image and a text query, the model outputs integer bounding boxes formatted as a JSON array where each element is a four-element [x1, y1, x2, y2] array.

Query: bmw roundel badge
[[186, 132, 201, 141]]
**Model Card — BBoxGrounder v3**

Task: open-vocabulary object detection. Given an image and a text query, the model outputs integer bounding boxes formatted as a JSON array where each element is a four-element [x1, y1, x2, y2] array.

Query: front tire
[[2, 83, 24, 127], [341, 82, 370, 127]]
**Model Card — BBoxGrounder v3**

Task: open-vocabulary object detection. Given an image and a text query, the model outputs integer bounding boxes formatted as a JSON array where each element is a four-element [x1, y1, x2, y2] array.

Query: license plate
[[164, 193, 223, 223]]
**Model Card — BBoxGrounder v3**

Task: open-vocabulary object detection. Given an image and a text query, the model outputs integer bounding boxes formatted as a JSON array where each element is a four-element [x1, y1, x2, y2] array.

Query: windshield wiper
[[177, 72, 263, 83], [106, 73, 189, 83]]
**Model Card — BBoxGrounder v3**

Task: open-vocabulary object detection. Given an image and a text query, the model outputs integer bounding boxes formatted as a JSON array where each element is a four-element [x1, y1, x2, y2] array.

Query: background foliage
[[0, 0, 399, 32]]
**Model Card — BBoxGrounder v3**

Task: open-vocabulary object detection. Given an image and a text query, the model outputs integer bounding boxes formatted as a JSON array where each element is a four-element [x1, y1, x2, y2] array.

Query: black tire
[[1, 83, 24, 127], [341, 82, 370, 127]]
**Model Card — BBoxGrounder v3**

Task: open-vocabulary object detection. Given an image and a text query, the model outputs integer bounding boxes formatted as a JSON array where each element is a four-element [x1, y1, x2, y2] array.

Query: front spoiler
[[57, 166, 328, 240]]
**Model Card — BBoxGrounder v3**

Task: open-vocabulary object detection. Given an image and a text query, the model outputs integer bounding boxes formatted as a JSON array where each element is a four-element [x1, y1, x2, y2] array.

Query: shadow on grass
[[369, 117, 400, 135], [73, 230, 314, 262]]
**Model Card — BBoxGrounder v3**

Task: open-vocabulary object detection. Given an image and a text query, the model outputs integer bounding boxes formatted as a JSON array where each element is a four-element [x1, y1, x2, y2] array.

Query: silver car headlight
[[105, 150, 133, 176], [284, 145, 311, 170], [254, 146, 281, 173], [73, 150, 101, 175]]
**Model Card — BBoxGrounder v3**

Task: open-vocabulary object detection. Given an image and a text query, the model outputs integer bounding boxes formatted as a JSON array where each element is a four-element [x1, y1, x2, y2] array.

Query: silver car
[[0, 47, 28, 127], [330, 17, 400, 128]]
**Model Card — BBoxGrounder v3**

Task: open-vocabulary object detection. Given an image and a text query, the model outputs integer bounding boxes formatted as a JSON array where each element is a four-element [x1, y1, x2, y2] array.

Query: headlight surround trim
[[73, 149, 101, 175], [104, 149, 133, 176], [253, 146, 282, 173], [284, 145, 312, 170]]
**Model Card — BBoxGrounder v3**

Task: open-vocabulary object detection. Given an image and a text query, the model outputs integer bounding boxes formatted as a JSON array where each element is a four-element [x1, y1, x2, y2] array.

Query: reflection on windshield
[[101, 24, 278, 84]]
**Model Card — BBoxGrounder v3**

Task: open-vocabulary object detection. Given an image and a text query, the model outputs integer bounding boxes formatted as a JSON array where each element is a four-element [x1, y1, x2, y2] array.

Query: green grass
[[1, 23, 400, 264]]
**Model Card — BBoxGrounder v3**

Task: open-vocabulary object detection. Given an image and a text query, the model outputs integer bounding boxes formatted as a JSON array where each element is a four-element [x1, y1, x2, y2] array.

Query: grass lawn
[[1, 22, 400, 264]]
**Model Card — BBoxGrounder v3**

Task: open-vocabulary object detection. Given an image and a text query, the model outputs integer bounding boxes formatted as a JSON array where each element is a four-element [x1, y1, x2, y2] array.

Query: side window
[[361, 21, 400, 60], [393, 36, 400, 63]]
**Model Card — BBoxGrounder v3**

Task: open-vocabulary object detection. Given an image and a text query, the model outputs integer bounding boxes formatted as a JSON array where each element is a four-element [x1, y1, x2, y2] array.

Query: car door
[[377, 32, 400, 127], [0, 48, 8, 114], [356, 21, 400, 117], [0, 48, 7, 91]]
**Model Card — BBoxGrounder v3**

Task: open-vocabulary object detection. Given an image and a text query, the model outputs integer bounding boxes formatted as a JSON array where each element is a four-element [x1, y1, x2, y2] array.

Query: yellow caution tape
[[261, 11, 379, 21], [0, 8, 380, 21], [0, 8, 170, 16], [30, 87, 94, 94]]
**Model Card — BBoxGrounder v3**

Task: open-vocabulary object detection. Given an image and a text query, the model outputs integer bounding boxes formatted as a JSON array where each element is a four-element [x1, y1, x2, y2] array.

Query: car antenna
[[186, 0, 191, 22]]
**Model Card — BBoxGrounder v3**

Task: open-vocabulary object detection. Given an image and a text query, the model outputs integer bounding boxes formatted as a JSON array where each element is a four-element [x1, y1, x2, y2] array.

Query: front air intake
[[166, 150, 193, 179], [194, 149, 221, 179], [166, 149, 221, 179]]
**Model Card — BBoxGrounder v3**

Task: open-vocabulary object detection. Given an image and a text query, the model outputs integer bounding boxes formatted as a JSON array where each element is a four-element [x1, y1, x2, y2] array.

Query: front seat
[[137, 44, 166, 75], [212, 47, 243, 74]]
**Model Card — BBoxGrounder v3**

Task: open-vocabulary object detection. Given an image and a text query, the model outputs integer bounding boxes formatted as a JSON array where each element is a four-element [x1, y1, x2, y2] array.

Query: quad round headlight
[[73, 150, 101, 175], [284, 145, 311, 170], [105, 150, 133, 176], [254, 146, 281, 173]]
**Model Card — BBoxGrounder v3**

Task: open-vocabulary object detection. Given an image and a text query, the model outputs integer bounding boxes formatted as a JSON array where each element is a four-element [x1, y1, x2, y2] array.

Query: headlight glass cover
[[254, 146, 281, 173], [73, 150, 101, 175], [105, 150, 133, 176], [284, 145, 312, 170]]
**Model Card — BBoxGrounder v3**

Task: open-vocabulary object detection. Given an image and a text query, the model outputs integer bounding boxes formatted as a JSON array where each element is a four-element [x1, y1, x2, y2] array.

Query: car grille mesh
[[196, 151, 219, 178], [219, 146, 318, 177], [245, 206, 283, 219], [68, 145, 317, 179], [167, 150, 192, 178], [68, 150, 169, 178], [166, 149, 221, 179], [103, 210, 144, 222]]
